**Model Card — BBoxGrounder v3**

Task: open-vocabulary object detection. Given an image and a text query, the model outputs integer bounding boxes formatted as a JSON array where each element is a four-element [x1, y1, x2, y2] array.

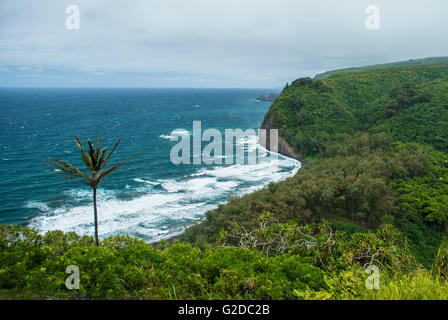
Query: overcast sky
[[0, 0, 447, 88]]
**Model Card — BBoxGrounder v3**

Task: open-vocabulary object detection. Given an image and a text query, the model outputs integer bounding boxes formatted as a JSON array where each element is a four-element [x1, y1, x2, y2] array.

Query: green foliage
[[311, 268, 448, 300], [393, 216, 446, 268], [362, 271, 448, 300], [329, 221, 368, 235], [5, 59, 448, 300], [263, 61, 448, 157], [0, 222, 445, 300], [184, 131, 448, 269], [184, 134, 435, 243], [390, 148, 448, 224], [257, 59, 448, 272], [434, 240, 448, 280], [314, 56, 448, 80], [0, 225, 328, 300], [220, 214, 414, 274]]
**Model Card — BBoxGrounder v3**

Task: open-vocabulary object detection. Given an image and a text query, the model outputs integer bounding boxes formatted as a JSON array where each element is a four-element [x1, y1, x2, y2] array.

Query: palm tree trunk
[[93, 187, 99, 246]]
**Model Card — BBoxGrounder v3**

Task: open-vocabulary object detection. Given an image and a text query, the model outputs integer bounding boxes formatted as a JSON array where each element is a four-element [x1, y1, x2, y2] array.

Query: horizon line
[[0, 86, 282, 90]]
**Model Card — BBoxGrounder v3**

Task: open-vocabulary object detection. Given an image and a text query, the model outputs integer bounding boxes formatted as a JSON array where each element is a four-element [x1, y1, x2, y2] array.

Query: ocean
[[0, 88, 300, 242]]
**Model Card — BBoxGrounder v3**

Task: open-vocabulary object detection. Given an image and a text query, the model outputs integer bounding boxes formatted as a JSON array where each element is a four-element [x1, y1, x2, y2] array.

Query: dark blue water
[[0, 88, 299, 242]]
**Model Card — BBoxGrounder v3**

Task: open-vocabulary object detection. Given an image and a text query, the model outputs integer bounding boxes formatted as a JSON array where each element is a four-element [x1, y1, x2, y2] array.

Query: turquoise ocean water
[[0, 88, 300, 242]]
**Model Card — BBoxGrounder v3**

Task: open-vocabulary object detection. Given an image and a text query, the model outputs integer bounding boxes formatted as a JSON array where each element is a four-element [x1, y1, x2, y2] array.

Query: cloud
[[16, 66, 31, 71], [0, 0, 447, 87]]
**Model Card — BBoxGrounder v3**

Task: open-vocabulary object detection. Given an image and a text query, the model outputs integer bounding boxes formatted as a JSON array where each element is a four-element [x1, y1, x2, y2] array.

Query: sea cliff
[[260, 109, 305, 163]]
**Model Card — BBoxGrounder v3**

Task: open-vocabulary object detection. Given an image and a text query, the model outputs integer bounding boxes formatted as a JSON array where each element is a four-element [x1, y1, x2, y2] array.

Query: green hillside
[[184, 60, 448, 268], [314, 56, 448, 80], [263, 60, 448, 158], [3, 59, 448, 300]]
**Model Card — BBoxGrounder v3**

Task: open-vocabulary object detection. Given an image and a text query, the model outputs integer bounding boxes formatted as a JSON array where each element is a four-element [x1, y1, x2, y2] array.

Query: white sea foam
[[25, 201, 51, 212], [27, 144, 301, 243], [235, 134, 258, 153], [159, 129, 190, 140], [133, 178, 160, 186]]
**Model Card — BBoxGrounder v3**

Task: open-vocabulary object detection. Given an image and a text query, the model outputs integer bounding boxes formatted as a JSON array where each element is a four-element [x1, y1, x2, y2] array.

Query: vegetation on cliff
[[262, 61, 448, 158], [2, 220, 448, 300], [182, 60, 448, 290], [2, 59, 448, 299], [314, 56, 448, 80]]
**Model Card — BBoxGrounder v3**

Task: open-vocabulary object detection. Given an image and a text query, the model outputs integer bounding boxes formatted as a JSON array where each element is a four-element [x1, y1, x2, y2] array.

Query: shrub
[[0, 225, 327, 300]]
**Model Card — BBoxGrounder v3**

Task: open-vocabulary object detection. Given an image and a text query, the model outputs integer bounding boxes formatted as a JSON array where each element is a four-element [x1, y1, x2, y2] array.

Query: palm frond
[[102, 138, 121, 169], [75, 136, 94, 172], [42, 160, 85, 180], [45, 136, 137, 186], [42, 169, 88, 184], [45, 157, 90, 179], [95, 136, 102, 164], [97, 147, 108, 170], [98, 154, 139, 181], [87, 138, 97, 169]]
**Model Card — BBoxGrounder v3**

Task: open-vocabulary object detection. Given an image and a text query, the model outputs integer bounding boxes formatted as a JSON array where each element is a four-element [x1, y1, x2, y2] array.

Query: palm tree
[[43, 136, 137, 246]]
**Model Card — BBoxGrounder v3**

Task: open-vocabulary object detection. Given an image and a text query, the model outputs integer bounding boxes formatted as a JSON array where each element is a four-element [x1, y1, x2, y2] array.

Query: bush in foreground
[[0, 225, 326, 299], [1, 224, 447, 300]]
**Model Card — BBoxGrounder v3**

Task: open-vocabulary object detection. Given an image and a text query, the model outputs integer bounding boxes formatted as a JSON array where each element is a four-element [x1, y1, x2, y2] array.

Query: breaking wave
[[27, 151, 300, 243]]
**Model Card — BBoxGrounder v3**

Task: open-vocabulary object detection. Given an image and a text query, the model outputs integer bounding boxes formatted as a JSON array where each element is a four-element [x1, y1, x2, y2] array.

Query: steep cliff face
[[260, 109, 305, 162], [261, 60, 448, 160]]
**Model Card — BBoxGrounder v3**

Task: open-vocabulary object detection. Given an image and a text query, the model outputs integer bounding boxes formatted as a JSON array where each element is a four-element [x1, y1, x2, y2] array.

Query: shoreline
[[151, 137, 303, 247], [260, 109, 309, 164]]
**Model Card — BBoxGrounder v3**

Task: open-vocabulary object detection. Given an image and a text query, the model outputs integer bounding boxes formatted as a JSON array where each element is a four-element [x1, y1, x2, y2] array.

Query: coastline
[[260, 109, 309, 164], [152, 129, 304, 247]]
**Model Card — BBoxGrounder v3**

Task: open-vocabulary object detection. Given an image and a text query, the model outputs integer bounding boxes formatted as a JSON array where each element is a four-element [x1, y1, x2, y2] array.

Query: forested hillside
[[263, 60, 448, 157], [2, 59, 448, 300], [314, 56, 448, 80], [184, 61, 448, 268]]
